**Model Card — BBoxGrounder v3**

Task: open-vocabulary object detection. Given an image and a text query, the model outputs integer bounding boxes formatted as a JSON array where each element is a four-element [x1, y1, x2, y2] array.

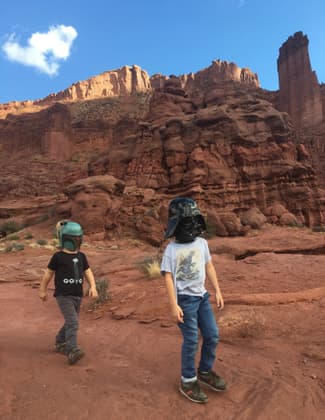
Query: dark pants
[[56, 295, 82, 353], [178, 292, 219, 380]]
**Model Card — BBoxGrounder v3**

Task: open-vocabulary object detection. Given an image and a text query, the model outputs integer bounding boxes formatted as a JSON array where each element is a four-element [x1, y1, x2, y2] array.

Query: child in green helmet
[[39, 220, 98, 365]]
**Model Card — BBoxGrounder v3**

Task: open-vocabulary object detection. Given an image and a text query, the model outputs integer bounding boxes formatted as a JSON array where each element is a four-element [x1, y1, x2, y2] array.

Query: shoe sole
[[198, 379, 227, 392], [68, 351, 85, 365], [178, 387, 208, 403], [55, 346, 66, 355]]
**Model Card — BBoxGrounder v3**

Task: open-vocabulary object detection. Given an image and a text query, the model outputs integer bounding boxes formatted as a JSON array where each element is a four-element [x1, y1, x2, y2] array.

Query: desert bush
[[36, 239, 48, 246], [0, 221, 22, 234], [3, 242, 25, 252], [312, 225, 325, 233], [12, 243, 25, 251], [137, 256, 161, 279], [7, 234, 20, 241], [145, 260, 161, 278], [218, 309, 266, 340], [95, 278, 109, 303], [87, 278, 109, 310], [24, 232, 34, 240]]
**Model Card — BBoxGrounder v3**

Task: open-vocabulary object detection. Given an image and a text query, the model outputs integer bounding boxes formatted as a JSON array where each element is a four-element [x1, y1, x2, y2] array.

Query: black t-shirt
[[48, 251, 90, 297]]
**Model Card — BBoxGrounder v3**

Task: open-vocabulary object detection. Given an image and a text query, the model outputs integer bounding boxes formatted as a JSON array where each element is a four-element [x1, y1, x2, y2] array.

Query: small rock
[[138, 318, 158, 324], [112, 307, 135, 320], [160, 322, 173, 328]]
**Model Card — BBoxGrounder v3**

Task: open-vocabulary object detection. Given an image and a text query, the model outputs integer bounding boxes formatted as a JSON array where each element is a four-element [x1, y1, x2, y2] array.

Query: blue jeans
[[177, 292, 219, 380]]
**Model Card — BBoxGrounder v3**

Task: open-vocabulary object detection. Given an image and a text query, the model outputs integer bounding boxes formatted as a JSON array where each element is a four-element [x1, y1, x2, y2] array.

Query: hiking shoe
[[198, 370, 227, 392], [55, 342, 66, 354], [68, 348, 85, 365], [179, 380, 208, 403]]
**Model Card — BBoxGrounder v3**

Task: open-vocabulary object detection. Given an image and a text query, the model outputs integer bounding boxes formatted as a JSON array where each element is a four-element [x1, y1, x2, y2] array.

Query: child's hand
[[172, 304, 184, 323], [39, 290, 47, 301], [216, 293, 224, 310], [88, 287, 99, 299]]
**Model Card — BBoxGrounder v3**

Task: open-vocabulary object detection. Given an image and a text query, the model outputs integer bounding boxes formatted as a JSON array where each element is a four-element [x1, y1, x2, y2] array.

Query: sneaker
[[179, 380, 208, 403], [55, 342, 66, 354], [68, 348, 85, 365], [198, 370, 227, 392]]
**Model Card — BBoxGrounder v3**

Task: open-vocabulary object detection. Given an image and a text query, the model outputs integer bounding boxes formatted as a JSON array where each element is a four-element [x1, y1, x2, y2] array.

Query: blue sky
[[0, 0, 324, 103]]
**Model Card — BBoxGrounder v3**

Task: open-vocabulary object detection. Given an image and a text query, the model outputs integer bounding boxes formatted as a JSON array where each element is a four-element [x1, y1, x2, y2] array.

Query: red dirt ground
[[0, 224, 324, 420]]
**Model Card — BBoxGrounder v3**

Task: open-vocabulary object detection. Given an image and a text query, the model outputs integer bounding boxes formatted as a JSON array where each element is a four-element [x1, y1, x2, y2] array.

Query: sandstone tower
[[277, 31, 323, 130]]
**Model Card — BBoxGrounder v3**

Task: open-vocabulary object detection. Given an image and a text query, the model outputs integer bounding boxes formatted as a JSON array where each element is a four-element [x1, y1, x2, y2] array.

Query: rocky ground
[[0, 222, 324, 420]]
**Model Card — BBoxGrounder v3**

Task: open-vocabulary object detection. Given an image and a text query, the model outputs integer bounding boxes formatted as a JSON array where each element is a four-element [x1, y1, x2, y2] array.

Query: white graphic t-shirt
[[160, 237, 211, 296]]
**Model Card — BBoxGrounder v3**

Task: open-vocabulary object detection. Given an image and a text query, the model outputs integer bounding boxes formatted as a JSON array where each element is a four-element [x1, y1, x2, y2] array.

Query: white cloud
[[1, 25, 78, 76]]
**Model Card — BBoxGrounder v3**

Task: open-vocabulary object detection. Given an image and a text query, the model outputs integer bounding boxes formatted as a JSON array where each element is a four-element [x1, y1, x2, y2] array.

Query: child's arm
[[164, 272, 184, 323], [84, 268, 99, 298], [206, 261, 224, 309], [39, 268, 54, 301]]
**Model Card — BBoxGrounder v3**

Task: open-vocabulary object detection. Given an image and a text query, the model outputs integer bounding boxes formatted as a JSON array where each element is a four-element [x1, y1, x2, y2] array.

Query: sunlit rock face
[[37, 65, 152, 104], [277, 32, 323, 130], [276, 32, 325, 190], [0, 51, 324, 242]]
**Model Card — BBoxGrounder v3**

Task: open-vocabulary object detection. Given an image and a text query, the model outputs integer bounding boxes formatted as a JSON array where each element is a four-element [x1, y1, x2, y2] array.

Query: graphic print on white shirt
[[160, 237, 211, 296], [176, 249, 201, 283]]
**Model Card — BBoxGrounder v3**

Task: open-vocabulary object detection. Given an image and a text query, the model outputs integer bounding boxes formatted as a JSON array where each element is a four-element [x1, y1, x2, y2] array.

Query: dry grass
[[86, 278, 109, 311], [218, 308, 266, 340], [136, 256, 162, 279], [144, 260, 161, 279]]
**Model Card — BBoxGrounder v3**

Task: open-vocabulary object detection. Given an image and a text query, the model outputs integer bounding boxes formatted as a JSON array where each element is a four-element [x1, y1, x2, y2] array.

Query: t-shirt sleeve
[[82, 253, 90, 271], [160, 245, 172, 274], [203, 239, 212, 263], [47, 253, 58, 271]]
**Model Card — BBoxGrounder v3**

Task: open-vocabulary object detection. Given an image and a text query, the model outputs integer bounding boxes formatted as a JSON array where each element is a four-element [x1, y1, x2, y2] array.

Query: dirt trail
[[0, 225, 324, 419]]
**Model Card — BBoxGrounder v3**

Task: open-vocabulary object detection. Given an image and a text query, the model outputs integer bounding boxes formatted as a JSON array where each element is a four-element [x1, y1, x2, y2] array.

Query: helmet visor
[[164, 215, 179, 239]]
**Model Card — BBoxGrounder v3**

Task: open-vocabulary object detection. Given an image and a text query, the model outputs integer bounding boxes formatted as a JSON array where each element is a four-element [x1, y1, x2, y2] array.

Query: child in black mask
[[161, 198, 226, 403]]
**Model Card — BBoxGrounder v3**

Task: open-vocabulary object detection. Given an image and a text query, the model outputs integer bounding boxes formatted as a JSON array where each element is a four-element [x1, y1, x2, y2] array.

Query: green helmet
[[57, 220, 83, 251]]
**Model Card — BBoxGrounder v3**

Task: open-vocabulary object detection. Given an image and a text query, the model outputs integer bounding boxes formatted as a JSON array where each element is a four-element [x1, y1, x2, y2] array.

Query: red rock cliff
[[0, 55, 324, 243], [277, 32, 323, 130], [37, 65, 151, 105], [151, 60, 259, 92]]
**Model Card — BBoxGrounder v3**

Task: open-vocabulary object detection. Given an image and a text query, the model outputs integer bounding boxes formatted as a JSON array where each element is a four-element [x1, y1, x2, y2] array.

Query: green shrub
[[0, 221, 22, 234], [12, 243, 25, 251], [312, 226, 325, 233], [87, 278, 109, 310], [95, 278, 109, 303], [7, 234, 20, 241], [36, 239, 48, 246], [24, 232, 34, 240], [3, 242, 25, 252]]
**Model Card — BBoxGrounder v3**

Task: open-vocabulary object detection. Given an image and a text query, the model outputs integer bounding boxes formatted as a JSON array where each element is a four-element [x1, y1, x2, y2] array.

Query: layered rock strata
[[277, 32, 323, 129], [0, 61, 258, 119], [0, 48, 324, 243]]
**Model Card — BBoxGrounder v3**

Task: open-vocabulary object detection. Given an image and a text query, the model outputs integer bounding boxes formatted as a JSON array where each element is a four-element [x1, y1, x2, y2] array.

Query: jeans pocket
[[177, 294, 194, 304], [177, 294, 200, 313]]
